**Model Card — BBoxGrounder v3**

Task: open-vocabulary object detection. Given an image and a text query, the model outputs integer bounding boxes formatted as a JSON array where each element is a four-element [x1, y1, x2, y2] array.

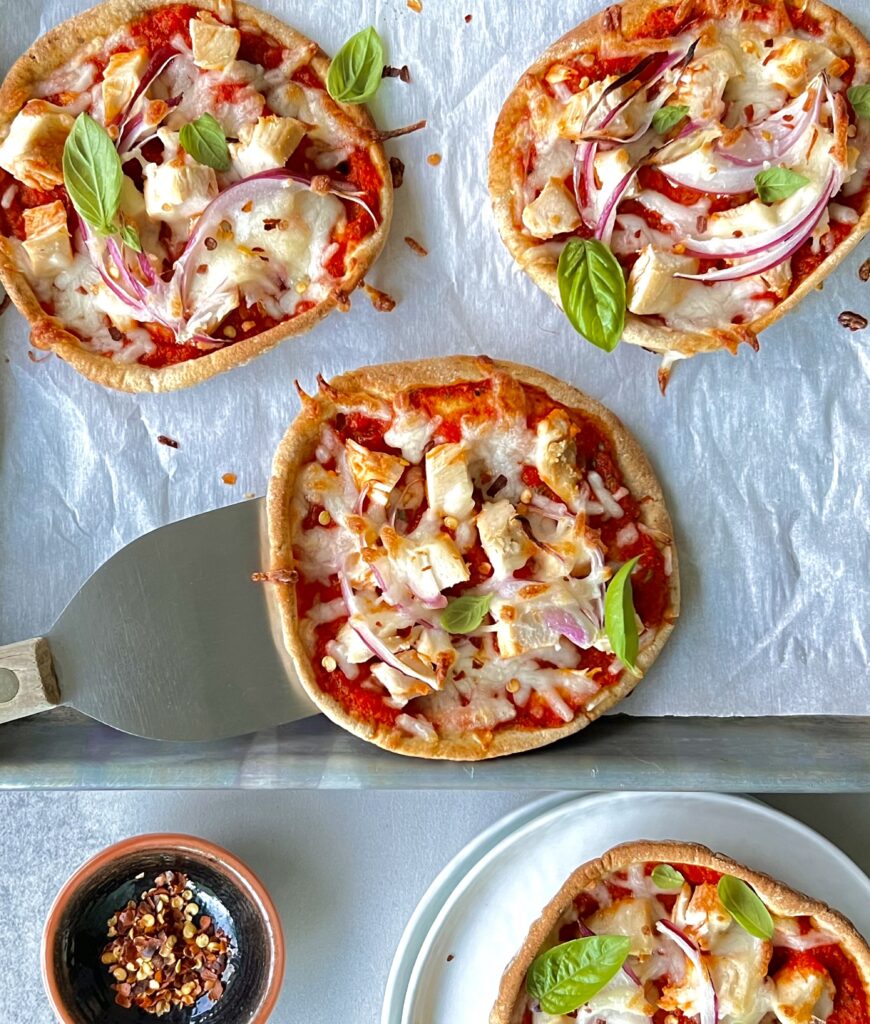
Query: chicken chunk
[[22, 200, 73, 275], [626, 246, 697, 316], [0, 100, 73, 190], [190, 16, 241, 70], [102, 47, 148, 124], [522, 177, 581, 240], [345, 439, 407, 506], [425, 443, 475, 520]]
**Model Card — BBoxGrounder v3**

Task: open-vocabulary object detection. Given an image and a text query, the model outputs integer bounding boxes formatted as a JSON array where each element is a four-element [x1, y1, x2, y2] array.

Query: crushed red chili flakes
[[427, 152, 442, 166], [222, 472, 238, 485], [404, 235, 428, 256], [464, 13, 472, 22], [156, 435, 179, 449], [251, 568, 299, 584], [102, 871, 231, 1017], [362, 282, 397, 312], [383, 64, 411, 82], [389, 156, 405, 189], [27, 349, 51, 363], [859, 258, 870, 282], [838, 310, 868, 331]]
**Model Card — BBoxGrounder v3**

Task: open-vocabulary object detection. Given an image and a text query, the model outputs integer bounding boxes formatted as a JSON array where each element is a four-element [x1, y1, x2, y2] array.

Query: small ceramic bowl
[[42, 833, 284, 1024]]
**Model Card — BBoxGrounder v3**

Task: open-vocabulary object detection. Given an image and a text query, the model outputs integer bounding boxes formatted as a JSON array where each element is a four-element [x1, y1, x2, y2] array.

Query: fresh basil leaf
[[527, 935, 631, 1016], [717, 875, 774, 940], [62, 113, 122, 234], [754, 167, 809, 204], [652, 104, 689, 134], [651, 864, 685, 890], [557, 239, 626, 353], [847, 84, 870, 119], [179, 113, 230, 171], [604, 556, 640, 674], [119, 221, 142, 252], [326, 27, 384, 104], [439, 594, 492, 634]]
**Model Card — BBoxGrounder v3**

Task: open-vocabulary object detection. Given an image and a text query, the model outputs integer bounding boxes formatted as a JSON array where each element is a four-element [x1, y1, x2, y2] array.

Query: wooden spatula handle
[[0, 637, 60, 724]]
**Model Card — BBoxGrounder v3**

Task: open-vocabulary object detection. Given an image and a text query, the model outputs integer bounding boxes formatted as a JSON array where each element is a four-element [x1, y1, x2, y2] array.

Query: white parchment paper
[[0, 0, 868, 716]]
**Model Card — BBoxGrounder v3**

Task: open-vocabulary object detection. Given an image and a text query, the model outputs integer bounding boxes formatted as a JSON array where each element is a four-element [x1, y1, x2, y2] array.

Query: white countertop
[[1, 791, 869, 1024]]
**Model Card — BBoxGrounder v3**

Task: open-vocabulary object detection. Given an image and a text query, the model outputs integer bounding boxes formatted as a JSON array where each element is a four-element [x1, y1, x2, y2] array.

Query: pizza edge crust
[[487, 0, 870, 359], [0, 0, 393, 392], [267, 354, 680, 762], [490, 838, 870, 1024]]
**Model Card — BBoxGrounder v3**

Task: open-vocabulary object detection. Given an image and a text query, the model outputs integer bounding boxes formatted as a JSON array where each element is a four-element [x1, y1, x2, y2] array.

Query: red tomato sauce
[[771, 947, 869, 1024], [238, 28, 284, 70], [130, 4, 198, 50], [636, 166, 753, 214], [296, 379, 673, 737]]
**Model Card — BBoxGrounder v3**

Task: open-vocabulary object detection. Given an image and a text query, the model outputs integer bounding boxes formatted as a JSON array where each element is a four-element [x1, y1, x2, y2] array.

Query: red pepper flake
[[838, 310, 867, 331], [27, 350, 51, 363], [407, 0, 422, 10], [427, 152, 442, 166], [157, 435, 179, 449], [204, 236, 217, 251], [383, 64, 411, 82], [404, 235, 428, 256], [464, 13, 472, 22], [859, 258, 870, 282], [222, 472, 238, 485], [102, 870, 231, 1016], [251, 568, 299, 584], [389, 156, 405, 189], [447, 953, 455, 961], [362, 282, 397, 312]]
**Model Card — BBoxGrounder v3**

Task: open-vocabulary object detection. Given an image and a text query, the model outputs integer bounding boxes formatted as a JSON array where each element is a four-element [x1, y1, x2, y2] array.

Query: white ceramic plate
[[384, 792, 870, 1024]]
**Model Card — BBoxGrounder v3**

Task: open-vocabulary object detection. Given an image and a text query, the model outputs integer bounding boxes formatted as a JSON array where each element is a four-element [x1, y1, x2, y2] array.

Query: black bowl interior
[[50, 845, 274, 1024]]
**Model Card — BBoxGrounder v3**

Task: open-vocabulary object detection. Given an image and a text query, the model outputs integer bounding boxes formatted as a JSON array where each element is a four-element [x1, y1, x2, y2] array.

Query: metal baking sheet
[[1, 0, 869, 776]]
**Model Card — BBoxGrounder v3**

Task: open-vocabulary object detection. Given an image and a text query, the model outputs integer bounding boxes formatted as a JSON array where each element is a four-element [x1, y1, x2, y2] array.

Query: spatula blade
[[48, 498, 318, 741]]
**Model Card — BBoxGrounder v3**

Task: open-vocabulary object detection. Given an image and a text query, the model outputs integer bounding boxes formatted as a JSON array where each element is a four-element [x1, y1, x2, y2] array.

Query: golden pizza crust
[[491, 839, 870, 1024], [267, 355, 680, 761], [0, 0, 393, 392], [488, 0, 870, 360]]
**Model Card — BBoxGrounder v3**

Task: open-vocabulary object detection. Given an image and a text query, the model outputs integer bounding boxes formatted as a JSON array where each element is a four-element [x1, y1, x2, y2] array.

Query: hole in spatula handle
[[0, 667, 20, 704]]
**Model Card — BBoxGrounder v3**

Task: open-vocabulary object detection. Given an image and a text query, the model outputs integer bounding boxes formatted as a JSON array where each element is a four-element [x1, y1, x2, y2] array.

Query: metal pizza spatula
[[0, 499, 319, 741]]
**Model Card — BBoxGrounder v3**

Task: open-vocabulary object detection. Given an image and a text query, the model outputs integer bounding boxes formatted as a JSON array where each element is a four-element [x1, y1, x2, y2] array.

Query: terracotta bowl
[[42, 833, 285, 1024]]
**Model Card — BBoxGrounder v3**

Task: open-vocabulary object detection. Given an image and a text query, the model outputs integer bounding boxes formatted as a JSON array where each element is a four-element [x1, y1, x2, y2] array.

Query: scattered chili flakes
[[363, 282, 397, 312], [389, 156, 405, 189], [404, 235, 428, 257], [838, 310, 868, 331], [447, 953, 455, 961], [407, 0, 422, 11], [102, 870, 231, 1017], [383, 64, 411, 82], [464, 13, 472, 22], [859, 258, 870, 282], [156, 435, 179, 449], [427, 152, 442, 166], [251, 568, 299, 584], [27, 349, 51, 363], [222, 472, 238, 485]]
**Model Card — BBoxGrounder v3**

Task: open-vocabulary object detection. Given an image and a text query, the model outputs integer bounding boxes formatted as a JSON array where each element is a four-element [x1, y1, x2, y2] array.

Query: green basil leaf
[[557, 238, 626, 353], [179, 113, 230, 171], [326, 27, 384, 104], [62, 113, 122, 234], [652, 104, 689, 134], [439, 594, 492, 634], [651, 864, 685, 890], [604, 556, 640, 674], [754, 167, 809, 204], [119, 221, 142, 252], [527, 935, 631, 1016], [717, 875, 774, 940], [847, 84, 870, 119]]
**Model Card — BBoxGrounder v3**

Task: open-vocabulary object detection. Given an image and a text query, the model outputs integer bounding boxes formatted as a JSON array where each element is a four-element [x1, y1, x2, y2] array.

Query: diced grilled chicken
[[22, 200, 73, 274], [230, 115, 307, 176], [380, 526, 469, 603], [626, 246, 697, 316], [345, 439, 407, 506], [190, 16, 241, 70], [535, 411, 581, 509], [0, 100, 73, 190], [522, 177, 581, 239], [477, 500, 538, 578], [102, 47, 148, 124], [425, 443, 475, 519]]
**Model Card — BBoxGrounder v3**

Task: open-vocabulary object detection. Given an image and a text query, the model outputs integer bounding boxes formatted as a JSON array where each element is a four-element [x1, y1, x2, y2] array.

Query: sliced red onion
[[337, 572, 435, 686], [529, 494, 573, 519], [542, 608, 590, 648], [118, 47, 179, 131], [676, 168, 837, 281], [656, 920, 718, 1024], [715, 79, 823, 169]]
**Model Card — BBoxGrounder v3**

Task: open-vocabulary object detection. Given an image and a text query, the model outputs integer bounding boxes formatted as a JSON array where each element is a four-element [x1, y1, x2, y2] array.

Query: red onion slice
[[542, 608, 591, 648], [338, 572, 436, 686], [656, 920, 718, 1024]]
